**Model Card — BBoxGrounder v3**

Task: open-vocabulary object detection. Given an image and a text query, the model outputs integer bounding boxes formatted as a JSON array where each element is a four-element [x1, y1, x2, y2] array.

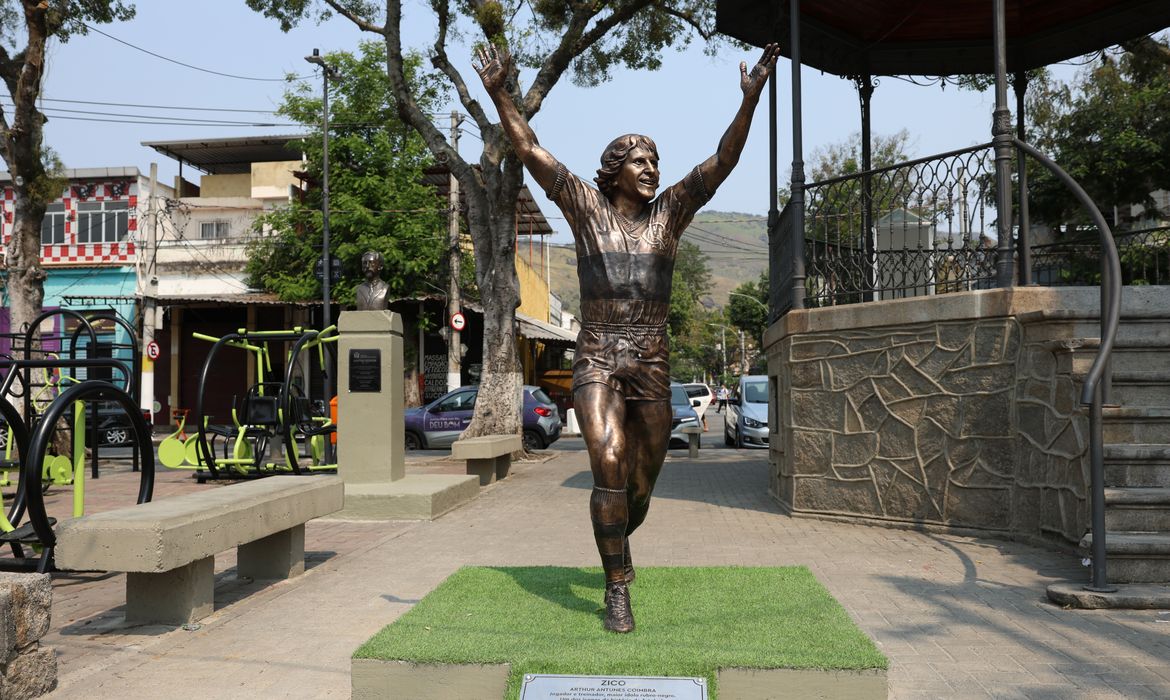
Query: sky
[[28, 1, 1058, 244]]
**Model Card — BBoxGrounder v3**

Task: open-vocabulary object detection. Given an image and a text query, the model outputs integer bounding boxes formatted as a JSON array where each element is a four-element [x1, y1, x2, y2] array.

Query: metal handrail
[[1014, 137, 1121, 592]]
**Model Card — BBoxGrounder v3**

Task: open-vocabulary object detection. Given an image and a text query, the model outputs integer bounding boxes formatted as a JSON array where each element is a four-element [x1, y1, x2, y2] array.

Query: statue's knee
[[595, 448, 624, 476]]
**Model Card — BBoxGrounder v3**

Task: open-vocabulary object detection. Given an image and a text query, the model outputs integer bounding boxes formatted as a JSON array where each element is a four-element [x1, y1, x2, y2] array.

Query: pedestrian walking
[[716, 385, 729, 413]]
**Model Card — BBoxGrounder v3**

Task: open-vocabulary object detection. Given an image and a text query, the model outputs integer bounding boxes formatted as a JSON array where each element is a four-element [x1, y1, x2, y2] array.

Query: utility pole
[[305, 48, 342, 462], [708, 323, 727, 380], [739, 328, 748, 374], [447, 111, 463, 391], [140, 162, 159, 425]]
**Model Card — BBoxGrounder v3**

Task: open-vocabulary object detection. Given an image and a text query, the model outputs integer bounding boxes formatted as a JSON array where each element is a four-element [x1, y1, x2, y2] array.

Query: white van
[[724, 375, 769, 448]]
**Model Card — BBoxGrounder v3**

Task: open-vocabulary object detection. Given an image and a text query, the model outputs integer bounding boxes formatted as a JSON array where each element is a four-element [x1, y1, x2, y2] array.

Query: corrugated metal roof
[[517, 312, 577, 344], [157, 292, 314, 307], [142, 135, 306, 175], [423, 165, 555, 237]]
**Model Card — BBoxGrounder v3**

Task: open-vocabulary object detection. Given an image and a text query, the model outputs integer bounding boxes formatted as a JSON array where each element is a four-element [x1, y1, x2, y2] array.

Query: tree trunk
[[403, 367, 422, 407], [460, 197, 523, 441], [2, 0, 53, 356], [6, 204, 47, 340]]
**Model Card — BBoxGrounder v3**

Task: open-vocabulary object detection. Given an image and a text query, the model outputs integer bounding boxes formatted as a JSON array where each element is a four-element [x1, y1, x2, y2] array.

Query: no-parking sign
[[146, 341, 161, 360]]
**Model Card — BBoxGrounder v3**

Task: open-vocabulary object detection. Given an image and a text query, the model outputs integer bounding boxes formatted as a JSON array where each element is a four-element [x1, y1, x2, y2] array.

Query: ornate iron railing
[[795, 143, 998, 307], [1032, 225, 1170, 287]]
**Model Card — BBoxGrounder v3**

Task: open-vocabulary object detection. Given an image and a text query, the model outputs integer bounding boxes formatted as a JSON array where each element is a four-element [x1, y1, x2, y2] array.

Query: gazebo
[[716, 0, 1170, 606]]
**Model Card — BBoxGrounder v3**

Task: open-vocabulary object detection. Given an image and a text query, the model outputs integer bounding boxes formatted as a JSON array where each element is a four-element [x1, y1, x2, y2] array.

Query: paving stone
[[25, 433, 1170, 698]]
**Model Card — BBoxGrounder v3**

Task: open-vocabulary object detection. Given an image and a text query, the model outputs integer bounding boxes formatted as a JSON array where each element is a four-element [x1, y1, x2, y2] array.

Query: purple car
[[404, 384, 562, 452]]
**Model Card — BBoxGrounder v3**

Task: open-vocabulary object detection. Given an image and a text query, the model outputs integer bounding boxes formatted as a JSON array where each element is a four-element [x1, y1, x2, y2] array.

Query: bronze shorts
[[572, 324, 670, 401]]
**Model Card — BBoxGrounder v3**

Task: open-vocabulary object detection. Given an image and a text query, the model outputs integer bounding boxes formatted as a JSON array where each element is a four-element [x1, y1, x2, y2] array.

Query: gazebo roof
[[716, 0, 1170, 77]]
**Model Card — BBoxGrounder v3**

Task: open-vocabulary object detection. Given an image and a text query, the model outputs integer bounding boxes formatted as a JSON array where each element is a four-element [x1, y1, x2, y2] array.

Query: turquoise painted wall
[[1, 267, 138, 375]]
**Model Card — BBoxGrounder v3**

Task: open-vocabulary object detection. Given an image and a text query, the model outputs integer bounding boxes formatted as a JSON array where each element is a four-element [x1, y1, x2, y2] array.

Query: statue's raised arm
[[473, 45, 561, 195], [693, 43, 781, 195]]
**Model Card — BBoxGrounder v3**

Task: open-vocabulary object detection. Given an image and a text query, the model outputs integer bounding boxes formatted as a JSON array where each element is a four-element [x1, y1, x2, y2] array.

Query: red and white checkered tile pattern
[[1, 180, 138, 265]]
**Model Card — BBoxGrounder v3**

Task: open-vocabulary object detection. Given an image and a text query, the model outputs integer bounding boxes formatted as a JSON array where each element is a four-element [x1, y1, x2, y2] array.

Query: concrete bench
[[451, 435, 521, 486], [54, 475, 344, 625]]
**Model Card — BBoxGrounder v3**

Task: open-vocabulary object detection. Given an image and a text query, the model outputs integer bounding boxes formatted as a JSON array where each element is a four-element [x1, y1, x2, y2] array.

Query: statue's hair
[[361, 250, 384, 268], [594, 134, 658, 198]]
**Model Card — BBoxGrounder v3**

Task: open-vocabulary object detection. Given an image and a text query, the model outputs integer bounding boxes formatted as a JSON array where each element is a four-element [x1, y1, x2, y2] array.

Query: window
[[76, 200, 129, 243], [200, 221, 230, 239], [40, 202, 66, 244], [435, 390, 476, 413]]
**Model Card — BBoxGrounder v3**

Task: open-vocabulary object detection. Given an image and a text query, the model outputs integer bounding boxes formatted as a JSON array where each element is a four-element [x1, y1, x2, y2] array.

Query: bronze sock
[[590, 486, 628, 584]]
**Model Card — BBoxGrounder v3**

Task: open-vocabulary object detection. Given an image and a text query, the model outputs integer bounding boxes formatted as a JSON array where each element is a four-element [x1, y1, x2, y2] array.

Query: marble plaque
[[519, 674, 707, 700]]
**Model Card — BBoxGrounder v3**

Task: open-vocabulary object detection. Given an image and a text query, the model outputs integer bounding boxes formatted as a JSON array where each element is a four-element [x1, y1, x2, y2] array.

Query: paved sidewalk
[[30, 446, 1170, 699]]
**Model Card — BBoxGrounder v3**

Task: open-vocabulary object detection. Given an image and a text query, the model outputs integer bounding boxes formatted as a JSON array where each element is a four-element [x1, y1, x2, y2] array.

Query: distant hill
[[544, 210, 768, 316]]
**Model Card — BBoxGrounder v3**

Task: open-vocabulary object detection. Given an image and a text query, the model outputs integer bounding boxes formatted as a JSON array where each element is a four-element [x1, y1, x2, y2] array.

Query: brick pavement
[[20, 437, 1170, 699]]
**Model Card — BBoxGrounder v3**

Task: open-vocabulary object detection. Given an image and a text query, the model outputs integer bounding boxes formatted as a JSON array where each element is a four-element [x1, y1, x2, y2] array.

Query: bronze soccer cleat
[[604, 580, 635, 633]]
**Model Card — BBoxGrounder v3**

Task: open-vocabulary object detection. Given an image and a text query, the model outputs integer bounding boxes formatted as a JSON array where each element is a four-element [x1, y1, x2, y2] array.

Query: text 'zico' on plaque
[[519, 674, 707, 700]]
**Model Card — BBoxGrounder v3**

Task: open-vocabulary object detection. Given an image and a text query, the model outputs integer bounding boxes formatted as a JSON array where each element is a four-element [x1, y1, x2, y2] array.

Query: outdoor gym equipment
[[1, 308, 143, 482], [162, 326, 337, 479], [18, 380, 154, 572], [0, 354, 147, 571], [279, 327, 339, 473], [66, 311, 144, 473]]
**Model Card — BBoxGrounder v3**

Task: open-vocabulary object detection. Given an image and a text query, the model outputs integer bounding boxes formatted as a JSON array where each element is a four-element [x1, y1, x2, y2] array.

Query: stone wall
[[0, 573, 56, 699], [765, 288, 1100, 543]]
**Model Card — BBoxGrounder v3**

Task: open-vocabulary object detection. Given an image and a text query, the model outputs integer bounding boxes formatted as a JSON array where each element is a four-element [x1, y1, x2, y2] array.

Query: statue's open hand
[[474, 44, 511, 92], [740, 43, 781, 98]]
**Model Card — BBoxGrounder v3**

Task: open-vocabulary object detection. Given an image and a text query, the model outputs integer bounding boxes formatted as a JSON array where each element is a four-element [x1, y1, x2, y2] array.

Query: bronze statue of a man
[[476, 43, 779, 633], [355, 250, 390, 311]]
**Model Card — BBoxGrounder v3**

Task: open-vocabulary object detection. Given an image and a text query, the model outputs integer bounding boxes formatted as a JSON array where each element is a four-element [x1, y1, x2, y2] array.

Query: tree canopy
[[1025, 34, 1170, 230], [244, 0, 732, 439], [0, 0, 136, 341], [727, 272, 767, 343], [246, 42, 447, 305], [667, 239, 712, 337]]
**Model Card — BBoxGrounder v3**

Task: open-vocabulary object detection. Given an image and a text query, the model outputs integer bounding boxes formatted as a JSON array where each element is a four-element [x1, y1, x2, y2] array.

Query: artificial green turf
[[354, 566, 886, 699]]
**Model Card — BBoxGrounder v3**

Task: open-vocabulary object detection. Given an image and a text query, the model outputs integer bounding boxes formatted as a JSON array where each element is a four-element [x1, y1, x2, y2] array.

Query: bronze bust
[[476, 43, 779, 633], [355, 250, 390, 311]]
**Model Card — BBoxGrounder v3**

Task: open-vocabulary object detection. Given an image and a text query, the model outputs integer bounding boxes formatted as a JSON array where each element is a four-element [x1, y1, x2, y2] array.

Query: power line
[[80, 21, 310, 82], [5, 102, 290, 126], [38, 114, 294, 128], [36, 96, 280, 114]]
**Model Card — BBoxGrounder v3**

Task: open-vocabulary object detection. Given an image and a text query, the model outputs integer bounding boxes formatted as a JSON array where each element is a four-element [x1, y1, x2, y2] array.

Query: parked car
[[404, 385, 562, 452], [682, 383, 714, 416], [669, 383, 702, 449], [725, 375, 769, 449], [0, 403, 136, 450]]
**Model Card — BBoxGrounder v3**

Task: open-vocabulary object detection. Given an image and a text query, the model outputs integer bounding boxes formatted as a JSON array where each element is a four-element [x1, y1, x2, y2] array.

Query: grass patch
[[354, 566, 886, 699]]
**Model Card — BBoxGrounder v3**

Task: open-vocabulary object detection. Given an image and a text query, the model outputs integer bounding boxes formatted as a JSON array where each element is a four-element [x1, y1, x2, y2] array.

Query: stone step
[[1057, 342, 1170, 376], [1107, 371, 1170, 407], [1104, 488, 1170, 531], [1029, 318, 1170, 350], [1105, 444, 1170, 487], [1080, 532, 1170, 584], [1103, 407, 1170, 444]]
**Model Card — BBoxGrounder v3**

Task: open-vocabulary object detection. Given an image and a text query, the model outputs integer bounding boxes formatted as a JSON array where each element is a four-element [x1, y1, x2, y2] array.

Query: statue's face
[[362, 256, 381, 280], [615, 145, 659, 202]]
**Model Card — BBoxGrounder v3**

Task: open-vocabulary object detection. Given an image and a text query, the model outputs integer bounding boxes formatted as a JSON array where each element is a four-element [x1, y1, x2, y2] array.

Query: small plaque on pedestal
[[349, 349, 381, 393], [519, 674, 707, 699]]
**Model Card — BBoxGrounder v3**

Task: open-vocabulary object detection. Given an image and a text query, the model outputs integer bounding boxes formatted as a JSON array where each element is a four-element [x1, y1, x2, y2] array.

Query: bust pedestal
[[336, 310, 478, 519]]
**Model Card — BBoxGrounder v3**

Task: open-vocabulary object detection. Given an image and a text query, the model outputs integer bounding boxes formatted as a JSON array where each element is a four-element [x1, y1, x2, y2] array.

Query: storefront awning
[[157, 292, 314, 307], [517, 312, 577, 344]]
